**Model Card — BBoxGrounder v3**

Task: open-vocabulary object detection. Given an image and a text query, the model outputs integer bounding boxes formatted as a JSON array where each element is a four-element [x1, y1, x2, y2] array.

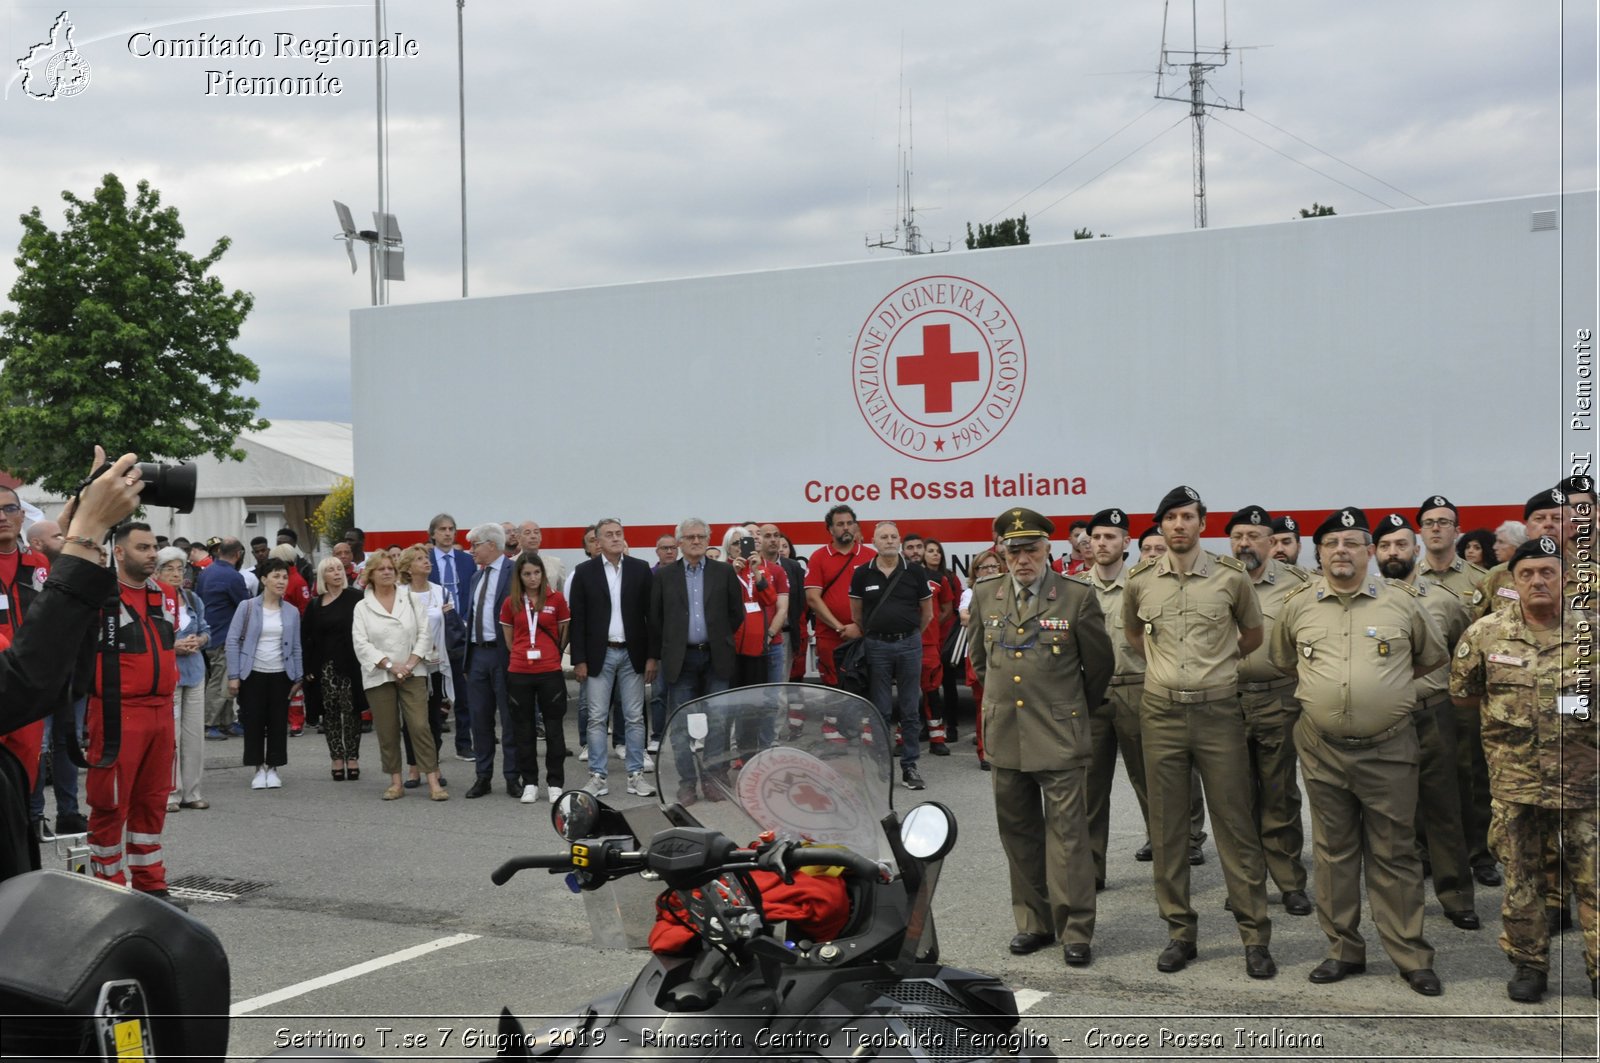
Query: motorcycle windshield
[[657, 684, 895, 863]]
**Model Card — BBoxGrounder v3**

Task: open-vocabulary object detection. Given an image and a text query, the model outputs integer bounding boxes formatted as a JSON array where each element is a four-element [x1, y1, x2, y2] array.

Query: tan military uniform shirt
[[1450, 607, 1598, 807], [1088, 565, 1145, 678], [1238, 558, 1310, 685], [1270, 576, 1446, 738], [968, 569, 1114, 773], [1122, 549, 1263, 692], [1408, 575, 1470, 698], [1419, 555, 1488, 608]]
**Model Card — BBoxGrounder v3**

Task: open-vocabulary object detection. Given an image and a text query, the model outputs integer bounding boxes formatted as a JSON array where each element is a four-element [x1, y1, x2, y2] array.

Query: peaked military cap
[[1314, 506, 1369, 545], [1224, 505, 1272, 535], [1509, 535, 1562, 572], [1086, 507, 1129, 534], [1415, 495, 1458, 523], [1154, 485, 1203, 524], [995, 507, 1053, 545], [1524, 488, 1564, 519]]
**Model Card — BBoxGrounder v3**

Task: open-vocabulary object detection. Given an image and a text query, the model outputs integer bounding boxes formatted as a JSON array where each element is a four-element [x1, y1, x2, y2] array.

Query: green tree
[[1297, 202, 1336, 218], [965, 214, 1030, 249], [0, 173, 262, 496], [1073, 227, 1112, 240], [309, 476, 354, 548]]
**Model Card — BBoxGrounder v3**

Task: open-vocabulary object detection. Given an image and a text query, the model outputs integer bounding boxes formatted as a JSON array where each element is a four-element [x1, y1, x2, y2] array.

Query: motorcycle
[[489, 684, 1053, 1061]]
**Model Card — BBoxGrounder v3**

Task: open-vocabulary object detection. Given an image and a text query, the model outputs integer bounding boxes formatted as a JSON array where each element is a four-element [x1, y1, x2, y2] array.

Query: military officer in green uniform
[[1414, 494, 1499, 888], [1451, 536, 1599, 1002], [969, 507, 1114, 967], [1227, 505, 1312, 916], [1374, 512, 1480, 929], [1272, 507, 1446, 996], [1123, 486, 1277, 980]]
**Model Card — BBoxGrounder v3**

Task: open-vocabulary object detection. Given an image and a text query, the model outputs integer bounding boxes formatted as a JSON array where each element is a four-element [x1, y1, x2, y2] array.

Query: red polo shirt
[[804, 541, 873, 633], [500, 591, 568, 675]]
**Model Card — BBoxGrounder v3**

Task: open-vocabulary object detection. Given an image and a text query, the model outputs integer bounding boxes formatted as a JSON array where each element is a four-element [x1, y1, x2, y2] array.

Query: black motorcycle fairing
[[0, 870, 230, 1062]]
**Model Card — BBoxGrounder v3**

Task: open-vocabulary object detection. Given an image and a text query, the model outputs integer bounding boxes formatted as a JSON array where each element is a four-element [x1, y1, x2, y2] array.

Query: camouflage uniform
[[1450, 607, 1599, 981]]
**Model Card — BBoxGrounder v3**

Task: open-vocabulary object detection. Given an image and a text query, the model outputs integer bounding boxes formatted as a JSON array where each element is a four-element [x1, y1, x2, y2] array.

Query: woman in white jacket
[[351, 551, 446, 801], [398, 545, 456, 789]]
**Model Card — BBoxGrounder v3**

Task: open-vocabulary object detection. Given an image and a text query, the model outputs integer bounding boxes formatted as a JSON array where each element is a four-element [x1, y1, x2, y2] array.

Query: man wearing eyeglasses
[[969, 507, 1112, 967]]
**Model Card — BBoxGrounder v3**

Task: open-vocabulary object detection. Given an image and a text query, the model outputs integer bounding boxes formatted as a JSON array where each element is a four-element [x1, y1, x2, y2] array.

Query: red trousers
[[86, 699, 174, 892]]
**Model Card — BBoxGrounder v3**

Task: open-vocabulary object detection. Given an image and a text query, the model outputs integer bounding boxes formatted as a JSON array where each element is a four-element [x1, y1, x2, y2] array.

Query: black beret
[[1559, 474, 1595, 499], [1154, 485, 1203, 524], [1270, 515, 1300, 537], [1224, 505, 1272, 535], [1509, 535, 1563, 572], [1087, 507, 1130, 534], [1415, 495, 1457, 524], [1525, 488, 1563, 519], [1375, 512, 1413, 541], [1313, 506, 1369, 545], [994, 507, 1053, 545], [1138, 526, 1163, 545]]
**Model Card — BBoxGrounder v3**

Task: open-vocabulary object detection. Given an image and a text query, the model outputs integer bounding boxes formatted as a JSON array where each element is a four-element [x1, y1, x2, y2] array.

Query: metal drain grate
[[166, 874, 271, 903]]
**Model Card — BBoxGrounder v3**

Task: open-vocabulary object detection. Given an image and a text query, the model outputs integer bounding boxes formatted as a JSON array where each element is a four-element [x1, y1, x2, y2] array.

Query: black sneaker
[[901, 766, 926, 790], [55, 811, 89, 835]]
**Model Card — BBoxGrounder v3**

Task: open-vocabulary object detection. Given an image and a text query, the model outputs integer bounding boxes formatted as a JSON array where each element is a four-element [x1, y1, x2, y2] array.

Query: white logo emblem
[[1182, 487, 1198, 501], [1340, 511, 1355, 528], [1110, 511, 1122, 525], [1577, 477, 1592, 492], [1539, 536, 1558, 554], [1431, 495, 1446, 508], [1284, 516, 1297, 531], [1249, 510, 1262, 524], [16, 11, 91, 100], [1553, 489, 1566, 504]]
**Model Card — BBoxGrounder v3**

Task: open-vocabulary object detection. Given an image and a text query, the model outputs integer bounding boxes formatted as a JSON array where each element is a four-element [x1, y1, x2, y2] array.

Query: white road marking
[[230, 933, 481, 1015], [1013, 988, 1049, 1013]]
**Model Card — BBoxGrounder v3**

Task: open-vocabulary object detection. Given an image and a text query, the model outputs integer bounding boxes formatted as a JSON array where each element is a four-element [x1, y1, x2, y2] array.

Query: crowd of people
[[2, 470, 1593, 1005]]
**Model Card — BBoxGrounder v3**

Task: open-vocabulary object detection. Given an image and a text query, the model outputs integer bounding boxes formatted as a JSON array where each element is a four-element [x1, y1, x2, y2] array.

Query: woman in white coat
[[351, 551, 446, 801]]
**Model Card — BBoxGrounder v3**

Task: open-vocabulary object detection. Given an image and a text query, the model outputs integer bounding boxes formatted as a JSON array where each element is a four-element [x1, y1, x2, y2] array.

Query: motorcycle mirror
[[899, 802, 958, 860], [686, 712, 709, 741], [552, 790, 601, 841]]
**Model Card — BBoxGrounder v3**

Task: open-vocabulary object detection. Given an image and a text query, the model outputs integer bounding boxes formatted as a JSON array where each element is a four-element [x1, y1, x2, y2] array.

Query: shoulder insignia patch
[[1387, 578, 1421, 597], [1128, 558, 1154, 578], [974, 572, 1005, 586], [1283, 582, 1314, 603], [1456, 640, 1472, 658], [1471, 589, 1484, 604], [1215, 554, 1245, 572], [1064, 573, 1093, 588]]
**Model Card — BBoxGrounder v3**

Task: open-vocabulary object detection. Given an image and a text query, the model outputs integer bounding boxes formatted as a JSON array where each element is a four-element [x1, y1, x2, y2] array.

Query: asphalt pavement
[[35, 684, 1599, 1061]]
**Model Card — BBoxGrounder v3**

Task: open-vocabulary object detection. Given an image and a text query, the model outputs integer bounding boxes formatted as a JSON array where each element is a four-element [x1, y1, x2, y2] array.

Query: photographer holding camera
[[0, 449, 145, 882]]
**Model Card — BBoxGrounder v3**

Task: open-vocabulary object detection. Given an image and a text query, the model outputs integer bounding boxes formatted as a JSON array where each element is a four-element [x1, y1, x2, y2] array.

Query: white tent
[[29, 420, 352, 552]]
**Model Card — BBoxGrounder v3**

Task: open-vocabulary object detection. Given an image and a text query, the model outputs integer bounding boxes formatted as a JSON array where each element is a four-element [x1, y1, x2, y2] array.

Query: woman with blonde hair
[[156, 546, 209, 810], [303, 555, 367, 780], [398, 544, 455, 790], [351, 550, 446, 801]]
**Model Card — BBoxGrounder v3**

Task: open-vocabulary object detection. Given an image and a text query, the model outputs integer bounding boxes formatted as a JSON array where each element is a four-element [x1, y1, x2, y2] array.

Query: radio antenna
[[1154, 0, 1244, 228]]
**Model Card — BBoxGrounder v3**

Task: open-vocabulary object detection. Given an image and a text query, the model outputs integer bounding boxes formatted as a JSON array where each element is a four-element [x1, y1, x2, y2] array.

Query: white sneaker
[[265, 769, 282, 789], [584, 773, 609, 797], [520, 783, 540, 804], [547, 786, 562, 803], [627, 772, 655, 797], [251, 768, 268, 789], [647, 738, 661, 754], [613, 744, 626, 761], [641, 752, 655, 772]]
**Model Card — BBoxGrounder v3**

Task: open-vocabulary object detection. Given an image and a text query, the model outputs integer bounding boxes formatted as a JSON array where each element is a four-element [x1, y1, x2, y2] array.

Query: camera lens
[[135, 462, 197, 513]]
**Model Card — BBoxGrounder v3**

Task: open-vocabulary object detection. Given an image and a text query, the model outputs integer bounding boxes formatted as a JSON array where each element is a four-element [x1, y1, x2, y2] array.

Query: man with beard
[[804, 505, 874, 687], [1124, 486, 1276, 979], [1269, 515, 1305, 569], [1273, 507, 1445, 996], [1374, 513, 1480, 930], [1227, 505, 1312, 917]]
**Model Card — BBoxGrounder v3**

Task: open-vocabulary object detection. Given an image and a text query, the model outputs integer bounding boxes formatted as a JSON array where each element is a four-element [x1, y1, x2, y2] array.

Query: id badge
[[745, 602, 761, 613], [0, 594, 9, 612], [527, 649, 541, 661]]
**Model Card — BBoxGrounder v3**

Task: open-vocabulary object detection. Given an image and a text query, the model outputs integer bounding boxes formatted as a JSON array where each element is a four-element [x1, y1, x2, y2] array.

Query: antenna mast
[[1155, 0, 1242, 228], [867, 82, 949, 255]]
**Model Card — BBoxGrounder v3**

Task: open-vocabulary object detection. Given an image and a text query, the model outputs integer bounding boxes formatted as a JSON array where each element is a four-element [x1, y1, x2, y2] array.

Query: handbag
[[833, 564, 904, 695], [440, 584, 468, 658]]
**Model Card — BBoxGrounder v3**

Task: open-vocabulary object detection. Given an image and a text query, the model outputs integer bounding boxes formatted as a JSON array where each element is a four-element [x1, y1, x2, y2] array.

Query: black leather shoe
[[1188, 844, 1205, 866], [1157, 940, 1197, 972], [1547, 903, 1574, 934], [465, 777, 492, 799], [1095, 877, 1106, 892], [901, 766, 926, 790], [1403, 968, 1443, 996], [1009, 932, 1054, 955], [506, 780, 524, 799], [1245, 945, 1277, 979], [1283, 890, 1313, 916], [1445, 909, 1481, 930], [1063, 943, 1092, 967], [1308, 958, 1366, 983], [1134, 841, 1153, 862], [928, 743, 950, 756], [1473, 863, 1502, 887], [1507, 965, 1547, 1003], [978, 759, 991, 771]]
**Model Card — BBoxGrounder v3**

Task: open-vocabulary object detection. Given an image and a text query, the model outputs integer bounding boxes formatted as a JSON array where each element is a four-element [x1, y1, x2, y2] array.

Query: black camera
[[84, 460, 197, 513]]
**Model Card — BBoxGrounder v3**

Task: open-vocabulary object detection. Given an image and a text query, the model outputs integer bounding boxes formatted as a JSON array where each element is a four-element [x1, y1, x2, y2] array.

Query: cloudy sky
[[1, 0, 1594, 422]]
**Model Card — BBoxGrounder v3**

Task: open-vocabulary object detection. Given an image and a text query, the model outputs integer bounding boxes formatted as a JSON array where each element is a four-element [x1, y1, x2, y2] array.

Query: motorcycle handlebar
[[777, 843, 885, 882], [491, 854, 574, 885]]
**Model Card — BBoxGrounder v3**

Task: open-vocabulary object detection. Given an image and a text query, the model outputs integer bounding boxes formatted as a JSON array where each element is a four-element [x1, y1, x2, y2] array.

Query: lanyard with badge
[[739, 570, 762, 615], [523, 597, 545, 663]]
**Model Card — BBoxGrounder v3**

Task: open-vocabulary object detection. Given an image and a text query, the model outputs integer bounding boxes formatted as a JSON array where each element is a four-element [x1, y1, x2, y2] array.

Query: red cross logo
[[790, 782, 834, 814], [896, 323, 979, 414]]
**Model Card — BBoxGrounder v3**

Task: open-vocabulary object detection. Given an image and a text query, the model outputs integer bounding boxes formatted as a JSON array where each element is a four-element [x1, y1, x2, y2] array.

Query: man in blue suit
[[463, 523, 518, 798], [427, 512, 477, 758]]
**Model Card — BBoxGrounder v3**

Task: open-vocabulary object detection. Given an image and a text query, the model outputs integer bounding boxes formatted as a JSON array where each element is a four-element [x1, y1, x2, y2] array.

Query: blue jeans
[[586, 647, 646, 777], [465, 646, 516, 782], [30, 697, 87, 819], [764, 639, 786, 684], [667, 646, 730, 781], [866, 635, 921, 767]]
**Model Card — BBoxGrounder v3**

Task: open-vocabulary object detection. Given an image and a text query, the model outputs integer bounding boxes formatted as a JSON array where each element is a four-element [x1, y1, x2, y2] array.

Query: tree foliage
[[1073, 227, 1112, 240], [0, 173, 263, 496], [965, 215, 1030, 249], [309, 476, 354, 548], [1297, 202, 1336, 218]]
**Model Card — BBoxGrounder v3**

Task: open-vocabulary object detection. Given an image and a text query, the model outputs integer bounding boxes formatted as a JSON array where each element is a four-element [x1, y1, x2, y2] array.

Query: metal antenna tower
[[1155, 0, 1243, 228], [867, 78, 949, 256]]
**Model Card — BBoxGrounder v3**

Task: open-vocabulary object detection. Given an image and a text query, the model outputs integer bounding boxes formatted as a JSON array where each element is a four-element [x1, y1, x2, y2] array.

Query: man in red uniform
[[86, 522, 182, 907], [803, 505, 874, 685], [0, 486, 53, 802]]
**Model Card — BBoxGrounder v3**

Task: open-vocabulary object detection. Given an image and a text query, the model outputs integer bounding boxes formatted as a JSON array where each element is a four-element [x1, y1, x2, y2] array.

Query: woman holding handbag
[[351, 551, 445, 801]]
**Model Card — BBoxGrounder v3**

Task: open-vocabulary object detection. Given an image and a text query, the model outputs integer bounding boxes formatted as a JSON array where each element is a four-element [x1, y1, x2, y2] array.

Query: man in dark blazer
[[427, 512, 477, 757], [648, 518, 745, 804], [463, 523, 518, 798], [568, 518, 656, 797]]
